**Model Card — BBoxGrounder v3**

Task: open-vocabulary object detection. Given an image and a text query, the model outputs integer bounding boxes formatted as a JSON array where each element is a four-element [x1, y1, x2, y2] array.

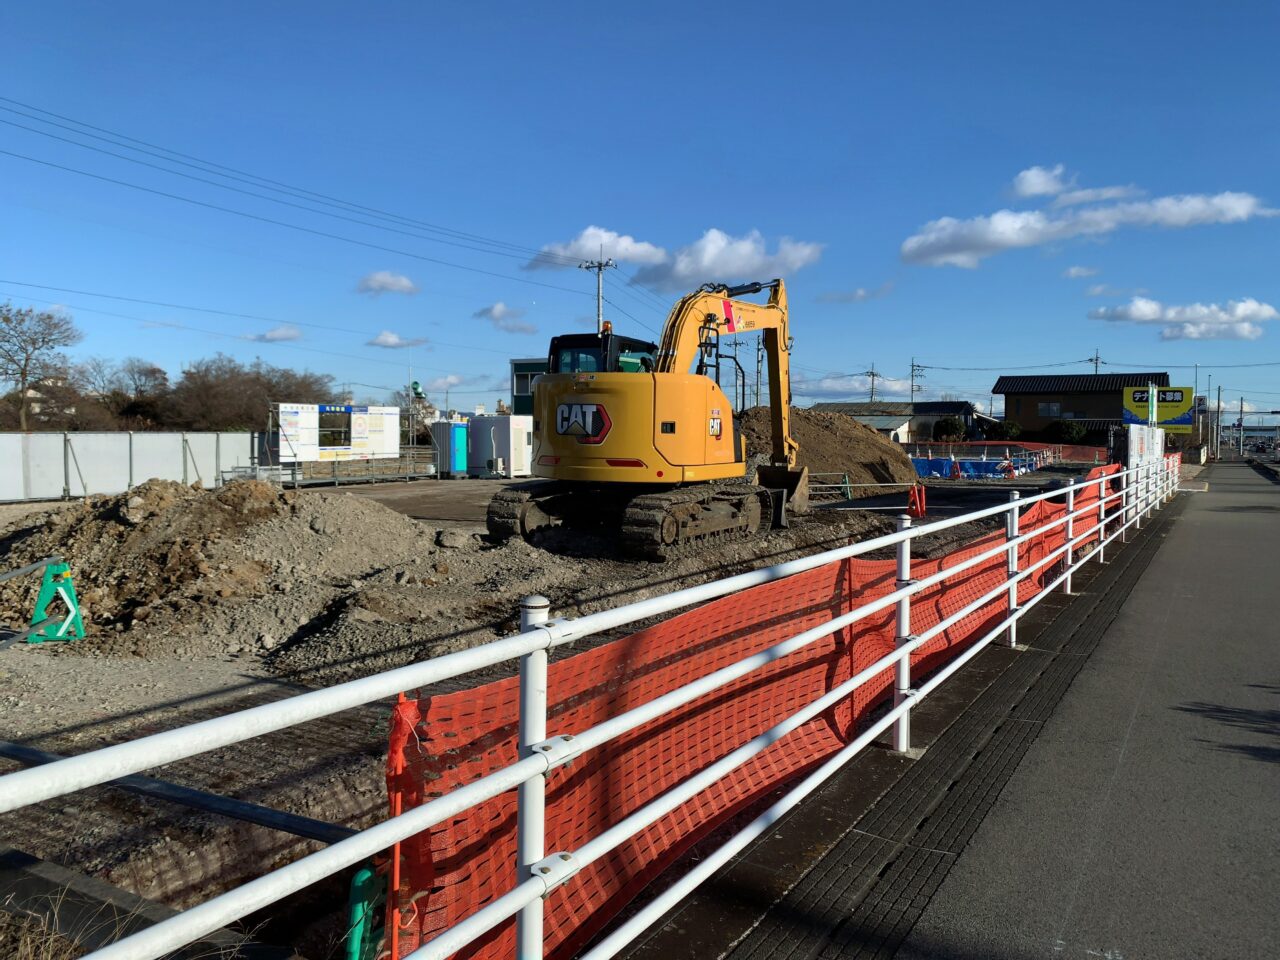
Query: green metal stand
[[28, 561, 85, 642], [346, 864, 386, 960]]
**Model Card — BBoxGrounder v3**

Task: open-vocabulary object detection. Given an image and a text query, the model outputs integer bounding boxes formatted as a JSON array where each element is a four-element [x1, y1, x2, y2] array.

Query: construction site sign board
[[276, 403, 400, 462], [1122, 387, 1194, 434]]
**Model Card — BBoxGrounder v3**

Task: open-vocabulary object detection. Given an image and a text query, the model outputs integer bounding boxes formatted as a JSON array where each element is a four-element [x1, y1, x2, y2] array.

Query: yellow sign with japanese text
[[1123, 387, 1194, 434]]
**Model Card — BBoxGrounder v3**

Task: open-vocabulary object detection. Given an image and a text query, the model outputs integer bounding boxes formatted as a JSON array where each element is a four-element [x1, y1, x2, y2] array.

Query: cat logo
[[555, 403, 612, 444]]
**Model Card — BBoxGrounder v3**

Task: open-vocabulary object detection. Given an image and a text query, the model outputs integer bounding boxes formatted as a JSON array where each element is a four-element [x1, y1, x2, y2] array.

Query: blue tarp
[[911, 457, 1038, 479]]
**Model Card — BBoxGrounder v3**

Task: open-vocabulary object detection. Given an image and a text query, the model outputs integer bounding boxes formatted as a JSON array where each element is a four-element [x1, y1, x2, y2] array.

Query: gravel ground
[[0, 473, 1004, 958]]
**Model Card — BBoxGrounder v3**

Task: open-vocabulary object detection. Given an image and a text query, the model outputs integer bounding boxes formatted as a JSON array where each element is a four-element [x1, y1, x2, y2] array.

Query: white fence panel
[[182, 434, 218, 487], [0, 435, 23, 501], [0, 432, 263, 503], [218, 433, 257, 471], [65, 433, 131, 497], [22, 434, 66, 500], [130, 434, 186, 485]]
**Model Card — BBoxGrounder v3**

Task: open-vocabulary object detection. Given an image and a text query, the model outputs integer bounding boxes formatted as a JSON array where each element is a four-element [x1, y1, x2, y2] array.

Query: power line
[[0, 115, 589, 269], [919, 359, 1093, 372], [0, 97, 581, 267], [0, 279, 512, 357], [0, 148, 596, 298]]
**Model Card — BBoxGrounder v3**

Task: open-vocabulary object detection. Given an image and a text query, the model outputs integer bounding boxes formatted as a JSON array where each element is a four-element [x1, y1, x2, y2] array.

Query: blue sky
[[2, 2, 1278, 419]]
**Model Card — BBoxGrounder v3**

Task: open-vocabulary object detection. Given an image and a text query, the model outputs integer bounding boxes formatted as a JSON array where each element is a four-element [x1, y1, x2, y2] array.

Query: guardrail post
[[517, 595, 550, 958], [1120, 468, 1130, 541], [893, 514, 913, 753], [1135, 464, 1144, 530], [1064, 486, 1075, 595], [1096, 475, 1108, 565], [1005, 491, 1020, 648]]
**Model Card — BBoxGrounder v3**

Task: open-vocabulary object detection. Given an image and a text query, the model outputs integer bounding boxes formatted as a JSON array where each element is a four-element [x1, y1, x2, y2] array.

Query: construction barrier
[[383, 464, 1120, 959], [0, 555, 84, 646]]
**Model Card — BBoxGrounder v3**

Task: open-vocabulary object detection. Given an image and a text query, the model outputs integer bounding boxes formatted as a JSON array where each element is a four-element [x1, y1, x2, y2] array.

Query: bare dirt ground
[[0, 455, 1032, 956]]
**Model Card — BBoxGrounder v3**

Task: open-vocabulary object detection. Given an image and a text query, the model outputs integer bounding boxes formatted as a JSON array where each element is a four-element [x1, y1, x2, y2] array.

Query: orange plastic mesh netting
[[383, 480, 1113, 958]]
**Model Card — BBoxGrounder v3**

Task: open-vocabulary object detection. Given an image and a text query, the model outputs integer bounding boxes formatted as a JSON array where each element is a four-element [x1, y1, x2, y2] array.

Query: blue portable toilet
[[430, 421, 470, 477]]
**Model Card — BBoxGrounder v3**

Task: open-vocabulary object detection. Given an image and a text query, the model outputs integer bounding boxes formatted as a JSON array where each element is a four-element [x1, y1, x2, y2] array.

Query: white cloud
[[473, 301, 536, 334], [1012, 164, 1068, 197], [245, 324, 302, 342], [902, 191, 1274, 268], [1063, 265, 1099, 279], [527, 225, 667, 270], [426, 373, 464, 392], [366, 329, 427, 348], [1053, 185, 1142, 207], [632, 228, 823, 291], [1090, 296, 1278, 341], [1085, 283, 1148, 297], [817, 281, 894, 304], [357, 270, 419, 296], [793, 374, 913, 400]]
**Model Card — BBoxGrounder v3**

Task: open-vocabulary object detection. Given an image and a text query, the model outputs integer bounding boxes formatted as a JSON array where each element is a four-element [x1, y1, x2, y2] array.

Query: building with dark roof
[[810, 400, 995, 442], [993, 372, 1170, 434]]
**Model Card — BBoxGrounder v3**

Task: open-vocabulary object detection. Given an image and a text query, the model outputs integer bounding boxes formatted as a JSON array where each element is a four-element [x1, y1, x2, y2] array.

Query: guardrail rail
[[0, 455, 1183, 960]]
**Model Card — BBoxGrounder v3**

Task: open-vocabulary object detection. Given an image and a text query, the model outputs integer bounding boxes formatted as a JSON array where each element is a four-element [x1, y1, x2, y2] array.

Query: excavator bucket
[[756, 464, 810, 524]]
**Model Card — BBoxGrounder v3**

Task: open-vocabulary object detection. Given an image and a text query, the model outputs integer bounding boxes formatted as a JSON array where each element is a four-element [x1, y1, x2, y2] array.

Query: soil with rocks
[[738, 406, 918, 493], [0, 479, 922, 688], [0, 476, 1000, 958]]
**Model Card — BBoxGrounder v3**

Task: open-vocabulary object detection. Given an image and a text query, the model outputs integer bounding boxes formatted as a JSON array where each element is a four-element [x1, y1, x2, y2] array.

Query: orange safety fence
[[384, 464, 1121, 959]]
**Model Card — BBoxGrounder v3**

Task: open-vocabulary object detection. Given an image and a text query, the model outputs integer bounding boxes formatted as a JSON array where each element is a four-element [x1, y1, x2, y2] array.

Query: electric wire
[[0, 149, 596, 298], [0, 280, 512, 357], [0, 97, 581, 267], [0, 115, 587, 268]]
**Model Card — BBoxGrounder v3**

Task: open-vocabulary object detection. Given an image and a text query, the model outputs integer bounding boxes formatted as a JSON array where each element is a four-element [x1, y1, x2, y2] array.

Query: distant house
[[993, 372, 1170, 435], [510, 357, 547, 416], [810, 400, 994, 443]]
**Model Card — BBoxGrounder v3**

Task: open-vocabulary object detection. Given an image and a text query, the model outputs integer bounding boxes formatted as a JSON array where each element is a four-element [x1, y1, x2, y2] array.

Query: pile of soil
[[0, 478, 908, 685], [738, 406, 918, 493], [0, 479, 581, 667]]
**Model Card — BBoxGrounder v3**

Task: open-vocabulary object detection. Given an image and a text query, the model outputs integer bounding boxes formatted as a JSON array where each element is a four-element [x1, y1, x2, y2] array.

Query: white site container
[[467, 415, 533, 478]]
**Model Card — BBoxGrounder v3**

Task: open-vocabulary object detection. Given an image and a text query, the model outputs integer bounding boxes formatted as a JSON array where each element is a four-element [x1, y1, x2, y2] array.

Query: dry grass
[[0, 910, 79, 960]]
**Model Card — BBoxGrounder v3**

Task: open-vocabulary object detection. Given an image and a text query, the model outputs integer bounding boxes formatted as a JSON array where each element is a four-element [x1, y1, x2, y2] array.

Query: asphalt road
[[896, 462, 1280, 960]]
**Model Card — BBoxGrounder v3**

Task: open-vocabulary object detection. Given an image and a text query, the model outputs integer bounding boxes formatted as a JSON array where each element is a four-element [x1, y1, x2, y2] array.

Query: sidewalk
[[896, 461, 1280, 959], [620, 464, 1277, 960]]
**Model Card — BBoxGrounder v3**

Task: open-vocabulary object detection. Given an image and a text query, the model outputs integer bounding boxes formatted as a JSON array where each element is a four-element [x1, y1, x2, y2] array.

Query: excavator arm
[[655, 279, 798, 468]]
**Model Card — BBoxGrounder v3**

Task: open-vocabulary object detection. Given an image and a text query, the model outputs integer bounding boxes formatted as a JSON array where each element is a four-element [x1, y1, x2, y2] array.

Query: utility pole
[[1216, 385, 1222, 459], [910, 358, 926, 409], [754, 337, 763, 409], [1204, 372, 1212, 446], [859, 366, 881, 403], [579, 257, 617, 334], [1239, 396, 1245, 456], [1089, 348, 1103, 375]]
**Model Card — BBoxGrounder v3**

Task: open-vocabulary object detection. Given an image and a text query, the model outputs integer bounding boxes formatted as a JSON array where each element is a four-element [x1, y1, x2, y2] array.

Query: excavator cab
[[547, 329, 658, 375]]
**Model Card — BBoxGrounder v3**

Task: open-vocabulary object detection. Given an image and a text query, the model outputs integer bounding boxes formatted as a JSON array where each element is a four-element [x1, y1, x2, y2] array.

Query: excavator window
[[548, 333, 658, 374]]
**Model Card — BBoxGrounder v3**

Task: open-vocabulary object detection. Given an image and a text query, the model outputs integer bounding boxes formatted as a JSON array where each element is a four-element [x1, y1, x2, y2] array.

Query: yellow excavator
[[487, 279, 809, 558]]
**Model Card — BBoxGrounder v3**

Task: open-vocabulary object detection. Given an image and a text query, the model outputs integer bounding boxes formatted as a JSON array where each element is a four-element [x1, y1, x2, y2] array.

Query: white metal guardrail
[[0, 456, 1182, 960]]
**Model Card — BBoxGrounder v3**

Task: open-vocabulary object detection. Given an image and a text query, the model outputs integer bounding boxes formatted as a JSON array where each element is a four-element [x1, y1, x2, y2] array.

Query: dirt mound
[[0, 479, 441, 659], [738, 406, 918, 494]]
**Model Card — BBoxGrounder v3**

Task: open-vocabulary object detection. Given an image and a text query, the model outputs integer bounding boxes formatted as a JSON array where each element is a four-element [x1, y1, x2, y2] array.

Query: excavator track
[[486, 480, 572, 540], [620, 485, 770, 560], [489, 481, 773, 560]]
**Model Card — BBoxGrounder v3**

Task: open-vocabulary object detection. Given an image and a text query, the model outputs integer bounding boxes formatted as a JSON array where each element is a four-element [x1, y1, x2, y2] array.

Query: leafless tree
[[119, 357, 170, 398], [0, 302, 84, 430], [168, 354, 337, 430], [76, 356, 125, 396]]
